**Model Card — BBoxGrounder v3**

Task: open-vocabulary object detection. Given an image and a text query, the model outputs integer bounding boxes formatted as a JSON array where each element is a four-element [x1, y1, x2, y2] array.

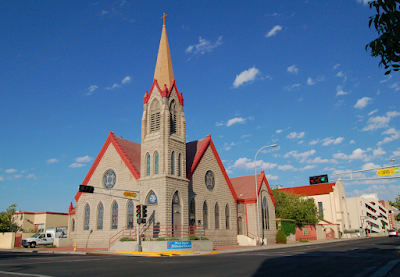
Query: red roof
[[280, 183, 336, 196], [230, 171, 275, 205]]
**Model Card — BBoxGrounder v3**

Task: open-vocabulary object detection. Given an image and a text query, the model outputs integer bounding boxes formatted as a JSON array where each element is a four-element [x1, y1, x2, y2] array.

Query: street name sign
[[123, 191, 138, 198], [376, 168, 400, 176]]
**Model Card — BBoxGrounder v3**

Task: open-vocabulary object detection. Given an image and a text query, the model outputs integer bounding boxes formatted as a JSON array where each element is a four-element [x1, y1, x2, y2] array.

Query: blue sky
[[1, 0, 399, 213]]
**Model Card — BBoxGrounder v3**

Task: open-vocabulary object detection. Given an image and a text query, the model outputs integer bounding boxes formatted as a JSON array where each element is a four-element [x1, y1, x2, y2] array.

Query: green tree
[[389, 195, 400, 221], [366, 0, 400, 75], [272, 188, 319, 224], [0, 203, 20, 232]]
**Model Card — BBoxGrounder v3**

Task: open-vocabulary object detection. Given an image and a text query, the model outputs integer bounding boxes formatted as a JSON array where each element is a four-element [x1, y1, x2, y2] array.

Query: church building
[[68, 16, 276, 248]]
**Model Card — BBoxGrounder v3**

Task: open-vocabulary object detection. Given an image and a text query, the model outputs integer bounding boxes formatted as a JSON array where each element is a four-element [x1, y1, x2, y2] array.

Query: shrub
[[120, 237, 135, 242], [299, 239, 308, 243], [276, 229, 287, 244], [44, 245, 56, 248]]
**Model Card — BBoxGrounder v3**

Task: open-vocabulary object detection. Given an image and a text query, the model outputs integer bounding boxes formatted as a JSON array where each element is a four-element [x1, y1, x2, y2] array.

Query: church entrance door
[[172, 191, 181, 236]]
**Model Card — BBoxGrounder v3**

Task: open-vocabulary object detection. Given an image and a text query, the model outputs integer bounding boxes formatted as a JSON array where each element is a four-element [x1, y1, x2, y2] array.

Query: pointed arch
[[146, 190, 158, 205], [178, 153, 181, 176], [171, 151, 175, 175], [97, 202, 104, 230], [215, 202, 220, 229], [225, 204, 230, 230], [111, 201, 118, 229], [72, 218, 75, 232], [154, 151, 159, 174], [146, 153, 151, 176], [127, 200, 134, 228], [203, 201, 208, 229]]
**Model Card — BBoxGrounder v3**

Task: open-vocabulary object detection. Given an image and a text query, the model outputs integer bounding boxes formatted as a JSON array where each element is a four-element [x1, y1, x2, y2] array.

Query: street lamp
[[255, 144, 277, 245]]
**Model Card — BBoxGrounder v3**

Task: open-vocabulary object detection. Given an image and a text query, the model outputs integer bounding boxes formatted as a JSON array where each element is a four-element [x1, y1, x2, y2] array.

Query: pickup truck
[[22, 232, 55, 248]]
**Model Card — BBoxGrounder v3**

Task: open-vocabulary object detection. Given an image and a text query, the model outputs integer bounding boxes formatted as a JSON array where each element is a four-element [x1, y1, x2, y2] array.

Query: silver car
[[388, 229, 397, 237]]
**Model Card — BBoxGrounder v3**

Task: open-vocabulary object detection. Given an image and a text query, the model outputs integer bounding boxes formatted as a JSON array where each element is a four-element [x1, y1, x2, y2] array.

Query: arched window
[[189, 198, 196, 226], [225, 204, 230, 229], [97, 202, 104, 230], [262, 197, 269, 230], [127, 200, 134, 228], [154, 152, 159, 174], [72, 219, 75, 232], [147, 191, 158, 204], [171, 152, 175, 175], [112, 201, 118, 229], [215, 202, 219, 229], [150, 100, 160, 133], [178, 153, 181, 176], [169, 99, 177, 134], [203, 201, 208, 229], [84, 204, 90, 230], [146, 153, 150, 176]]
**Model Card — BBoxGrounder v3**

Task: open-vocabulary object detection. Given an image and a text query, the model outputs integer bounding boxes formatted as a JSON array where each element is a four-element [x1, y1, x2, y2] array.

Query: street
[[0, 237, 399, 277]]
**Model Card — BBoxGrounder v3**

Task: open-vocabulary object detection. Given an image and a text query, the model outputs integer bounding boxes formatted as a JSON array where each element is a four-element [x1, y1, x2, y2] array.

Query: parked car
[[388, 229, 397, 237], [22, 232, 54, 248]]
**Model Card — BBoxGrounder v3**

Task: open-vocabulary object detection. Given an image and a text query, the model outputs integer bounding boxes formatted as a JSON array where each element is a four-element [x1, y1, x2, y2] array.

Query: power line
[[1, 0, 138, 89]]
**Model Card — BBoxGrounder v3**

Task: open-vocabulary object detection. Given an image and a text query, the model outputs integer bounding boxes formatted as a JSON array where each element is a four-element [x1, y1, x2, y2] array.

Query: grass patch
[[120, 237, 135, 242], [43, 245, 57, 248]]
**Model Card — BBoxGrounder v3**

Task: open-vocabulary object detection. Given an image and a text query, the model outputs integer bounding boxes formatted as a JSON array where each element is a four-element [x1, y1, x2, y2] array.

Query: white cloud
[[307, 157, 330, 164], [47, 158, 58, 164], [0, 176, 3, 181], [333, 64, 340, 70], [368, 109, 379, 116], [69, 163, 86, 168], [392, 148, 400, 157], [361, 162, 381, 170], [276, 129, 283, 134], [122, 76, 131, 84], [286, 132, 305, 139], [226, 117, 247, 127], [233, 67, 260, 88], [26, 173, 36, 179], [336, 85, 348, 96], [5, 169, 17, 173], [215, 121, 224, 126], [309, 139, 319, 145], [322, 137, 344, 146], [299, 165, 316, 171], [350, 140, 356, 144], [390, 82, 399, 91], [86, 85, 98, 96], [287, 65, 299, 74], [378, 128, 400, 146], [363, 111, 400, 131], [106, 83, 121, 90], [284, 149, 316, 163], [278, 164, 295, 171], [223, 142, 236, 151], [186, 36, 223, 54], [14, 175, 22, 178], [232, 157, 277, 170], [333, 148, 368, 160], [307, 77, 315, 85], [354, 97, 372, 109], [373, 147, 386, 156], [265, 174, 279, 180], [266, 25, 283, 37], [75, 155, 93, 163], [357, 0, 372, 5]]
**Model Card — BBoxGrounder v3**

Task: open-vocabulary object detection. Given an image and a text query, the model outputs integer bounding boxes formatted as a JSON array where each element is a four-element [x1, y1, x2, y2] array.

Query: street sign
[[123, 191, 138, 198], [376, 168, 400, 176]]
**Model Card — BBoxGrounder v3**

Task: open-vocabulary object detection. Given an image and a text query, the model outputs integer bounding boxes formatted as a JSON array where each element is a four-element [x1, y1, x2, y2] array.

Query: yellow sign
[[377, 168, 400, 176], [123, 192, 137, 198]]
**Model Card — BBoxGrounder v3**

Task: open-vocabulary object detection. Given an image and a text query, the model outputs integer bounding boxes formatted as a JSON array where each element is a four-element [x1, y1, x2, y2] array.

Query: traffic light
[[142, 205, 147, 218], [79, 185, 94, 193], [309, 175, 329, 185], [136, 205, 142, 218]]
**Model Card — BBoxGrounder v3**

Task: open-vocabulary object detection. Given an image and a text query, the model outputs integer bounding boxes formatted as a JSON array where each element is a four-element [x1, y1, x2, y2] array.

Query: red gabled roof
[[230, 171, 276, 205], [74, 131, 141, 202], [186, 134, 238, 201], [143, 79, 184, 106], [280, 183, 336, 197]]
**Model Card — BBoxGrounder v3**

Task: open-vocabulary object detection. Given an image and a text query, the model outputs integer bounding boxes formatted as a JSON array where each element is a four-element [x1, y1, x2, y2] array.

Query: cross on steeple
[[161, 13, 167, 26]]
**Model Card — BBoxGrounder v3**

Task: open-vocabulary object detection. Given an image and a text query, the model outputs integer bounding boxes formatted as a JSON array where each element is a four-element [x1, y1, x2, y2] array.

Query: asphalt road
[[0, 237, 399, 277]]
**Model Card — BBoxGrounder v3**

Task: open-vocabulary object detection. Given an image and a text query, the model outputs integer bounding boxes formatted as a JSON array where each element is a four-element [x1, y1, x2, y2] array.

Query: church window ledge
[[144, 133, 161, 142]]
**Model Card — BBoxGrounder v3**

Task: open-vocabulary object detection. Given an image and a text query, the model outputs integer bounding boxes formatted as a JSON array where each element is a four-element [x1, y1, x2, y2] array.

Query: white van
[[22, 232, 54, 248]]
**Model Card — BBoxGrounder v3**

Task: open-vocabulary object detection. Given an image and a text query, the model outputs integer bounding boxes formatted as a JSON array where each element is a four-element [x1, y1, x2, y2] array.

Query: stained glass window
[[112, 201, 118, 229], [225, 204, 230, 229], [127, 200, 134, 228], [215, 203, 219, 229], [72, 219, 75, 232], [148, 191, 158, 204], [178, 153, 181, 176], [203, 202, 208, 229], [84, 204, 90, 230], [103, 169, 116, 189], [97, 202, 103, 230], [205, 170, 215, 190], [146, 153, 150, 176], [154, 152, 159, 174], [169, 100, 176, 134]]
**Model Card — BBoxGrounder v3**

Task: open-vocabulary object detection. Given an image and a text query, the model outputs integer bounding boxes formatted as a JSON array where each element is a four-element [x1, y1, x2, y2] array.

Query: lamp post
[[255, 144, 277, 245], [390, 157, 399, 167]]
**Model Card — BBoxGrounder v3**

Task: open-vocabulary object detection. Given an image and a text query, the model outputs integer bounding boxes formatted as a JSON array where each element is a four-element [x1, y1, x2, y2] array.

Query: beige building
[[68, 19, 276, 248], [346, 193, 390, 235], [280, 179, 351, 235], [13, 211, 68, 233]]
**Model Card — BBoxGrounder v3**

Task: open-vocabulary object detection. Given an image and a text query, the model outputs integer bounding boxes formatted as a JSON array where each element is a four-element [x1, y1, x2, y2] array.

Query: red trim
[[245, 203, 249, 237], [187, 135, 238, 201], [74, 131, 140, 202], [14, 211, 68, 215], [143, 79, 184, 106]]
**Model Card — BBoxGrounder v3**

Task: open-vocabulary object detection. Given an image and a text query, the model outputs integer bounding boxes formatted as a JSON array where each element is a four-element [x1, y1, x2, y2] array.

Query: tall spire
[[153, 13, 174, 89]]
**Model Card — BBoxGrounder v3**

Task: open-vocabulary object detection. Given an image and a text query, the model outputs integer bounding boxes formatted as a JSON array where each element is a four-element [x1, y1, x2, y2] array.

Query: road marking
[[370, 259, 400, 277], [0, 271, 52, 277], [0, 257, 120, 267]]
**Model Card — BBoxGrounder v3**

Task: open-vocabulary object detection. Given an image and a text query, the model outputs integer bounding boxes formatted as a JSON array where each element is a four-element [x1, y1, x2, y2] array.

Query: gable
[[74, 131, 141, 202], [144, 79, 184, 106]]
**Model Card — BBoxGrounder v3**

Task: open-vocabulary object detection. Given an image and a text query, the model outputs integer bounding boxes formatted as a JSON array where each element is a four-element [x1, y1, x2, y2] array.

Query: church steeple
[[153, 13, 174, 89]]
